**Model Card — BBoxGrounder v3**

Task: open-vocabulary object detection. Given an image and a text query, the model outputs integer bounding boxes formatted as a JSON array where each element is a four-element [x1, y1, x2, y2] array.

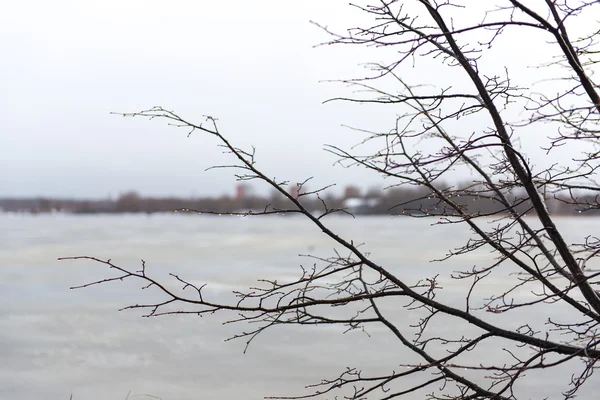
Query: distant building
[[290, 185, 299, 199], [235, 184, 246, 200], [342, 197, 380, 214], [344, 185, 361, 199]]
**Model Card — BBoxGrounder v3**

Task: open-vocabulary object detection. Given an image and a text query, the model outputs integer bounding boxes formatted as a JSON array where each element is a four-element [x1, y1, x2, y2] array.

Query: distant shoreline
[[1, 191, 598, 217]]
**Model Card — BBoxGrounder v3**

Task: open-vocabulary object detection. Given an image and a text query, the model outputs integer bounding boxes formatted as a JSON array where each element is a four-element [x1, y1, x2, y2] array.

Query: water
[[2, 213, 599, 399]]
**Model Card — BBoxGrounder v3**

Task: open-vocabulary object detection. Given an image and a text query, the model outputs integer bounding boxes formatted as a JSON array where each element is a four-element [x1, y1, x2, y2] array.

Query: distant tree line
[[1, 183, 599, 216]]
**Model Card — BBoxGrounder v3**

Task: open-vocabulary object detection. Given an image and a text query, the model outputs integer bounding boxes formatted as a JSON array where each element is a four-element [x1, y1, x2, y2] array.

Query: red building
[[235, 184, 246, 200], [290, 185, 299, 199]]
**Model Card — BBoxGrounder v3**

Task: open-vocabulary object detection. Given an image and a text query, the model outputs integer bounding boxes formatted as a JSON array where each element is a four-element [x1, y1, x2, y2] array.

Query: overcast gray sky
[[1, 0, 396, 198], [2, 1, 596, 199]]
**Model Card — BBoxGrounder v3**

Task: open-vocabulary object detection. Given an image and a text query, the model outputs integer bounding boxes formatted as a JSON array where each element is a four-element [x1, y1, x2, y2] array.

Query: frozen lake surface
[[2, 213, 599, 399]]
